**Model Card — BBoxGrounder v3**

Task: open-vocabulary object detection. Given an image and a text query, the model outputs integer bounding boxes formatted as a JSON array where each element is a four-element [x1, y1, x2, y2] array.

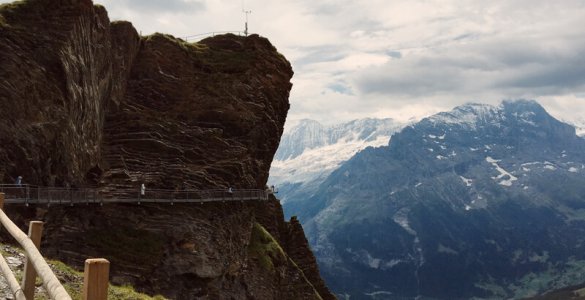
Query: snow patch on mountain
[[393, 208, 417, 236], [574, 121, 585, 137], [486, 156, 518, 186], [460, 176, 473, 187], [271, 134, 390, 184], [560, 117, 585, 138], [428, 103, 503, 129], [269, 118, 404, 198]]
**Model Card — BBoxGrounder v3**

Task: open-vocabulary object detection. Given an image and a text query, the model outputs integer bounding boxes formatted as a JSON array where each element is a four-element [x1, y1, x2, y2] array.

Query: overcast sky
[[4, 0, 585, 126]]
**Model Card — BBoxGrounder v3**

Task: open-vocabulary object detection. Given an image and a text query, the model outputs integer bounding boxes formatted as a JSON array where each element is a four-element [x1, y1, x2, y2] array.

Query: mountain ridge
[[286, 99, 585, 299], [269, 118, 404, 207]]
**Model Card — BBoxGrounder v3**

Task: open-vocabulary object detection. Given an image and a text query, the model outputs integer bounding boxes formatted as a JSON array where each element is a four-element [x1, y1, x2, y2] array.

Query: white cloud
[[2, 0, 584, 125]]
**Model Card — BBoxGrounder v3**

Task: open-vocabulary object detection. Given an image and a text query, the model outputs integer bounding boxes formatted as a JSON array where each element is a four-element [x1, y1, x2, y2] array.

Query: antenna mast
[[242, 0, 251, 36], [243, 9, 252, 36]]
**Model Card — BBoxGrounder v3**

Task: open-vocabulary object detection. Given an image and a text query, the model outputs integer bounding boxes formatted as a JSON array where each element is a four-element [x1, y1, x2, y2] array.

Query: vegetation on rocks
[[0, 243, 167, 299], [248, 222, 286, 271]]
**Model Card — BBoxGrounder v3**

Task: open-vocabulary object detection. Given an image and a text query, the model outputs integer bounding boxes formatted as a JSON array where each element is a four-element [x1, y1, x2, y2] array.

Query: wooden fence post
[[22, 221, 44, 299], [83, 258, 110, 300]]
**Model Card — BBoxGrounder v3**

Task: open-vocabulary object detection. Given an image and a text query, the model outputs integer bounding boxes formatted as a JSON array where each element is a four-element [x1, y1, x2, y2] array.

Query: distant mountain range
[[275, 100, 585, 299], [269, 118, 404, 205]]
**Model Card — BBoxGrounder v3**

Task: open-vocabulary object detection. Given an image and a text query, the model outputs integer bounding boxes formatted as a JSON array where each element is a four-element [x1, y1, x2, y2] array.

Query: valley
[[273, 100, 585, 299]]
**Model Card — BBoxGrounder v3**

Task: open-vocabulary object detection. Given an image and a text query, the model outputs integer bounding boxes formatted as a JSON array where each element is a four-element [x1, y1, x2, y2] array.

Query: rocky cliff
[[0, 0, 290, 190], [0, 0, 334, 299], [8, 196, 334, 299]]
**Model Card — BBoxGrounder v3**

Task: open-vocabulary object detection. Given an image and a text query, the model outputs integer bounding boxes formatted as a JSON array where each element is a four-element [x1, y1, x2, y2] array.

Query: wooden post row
[[83, 258, 110, 300], [22, 221, 44, 300]]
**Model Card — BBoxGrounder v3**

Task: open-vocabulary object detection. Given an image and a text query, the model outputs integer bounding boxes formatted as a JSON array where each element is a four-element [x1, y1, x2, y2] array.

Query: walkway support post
[[0, 195, 72, 300], [0, 192, 26, 300], [22, 221, 44, 300], [83, 258, 110, 300]]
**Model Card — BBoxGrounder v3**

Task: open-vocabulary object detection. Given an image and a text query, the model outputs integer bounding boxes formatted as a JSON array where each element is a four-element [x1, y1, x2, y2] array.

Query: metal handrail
[[0, 194, 72, 300], [0, 184, 269, 205]]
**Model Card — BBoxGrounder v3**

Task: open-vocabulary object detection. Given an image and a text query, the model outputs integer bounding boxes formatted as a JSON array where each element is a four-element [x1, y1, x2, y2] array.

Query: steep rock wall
[[101, 33, 291, 191], [6, 198, 334, 299], [0, 0, 290, 190], [0, 0, 333, 299], [0, 0, 139, 186]]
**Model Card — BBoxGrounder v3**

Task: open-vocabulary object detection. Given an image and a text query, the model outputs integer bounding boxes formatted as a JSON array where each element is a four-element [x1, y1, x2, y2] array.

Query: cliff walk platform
[[0, 184, 269, 206]]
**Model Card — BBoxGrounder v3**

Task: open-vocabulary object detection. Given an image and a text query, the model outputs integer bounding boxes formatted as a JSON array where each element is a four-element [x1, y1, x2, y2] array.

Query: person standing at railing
[[15, 176, 22, 186], [228, 186, 234, 199], [140, 183, 146, 196]]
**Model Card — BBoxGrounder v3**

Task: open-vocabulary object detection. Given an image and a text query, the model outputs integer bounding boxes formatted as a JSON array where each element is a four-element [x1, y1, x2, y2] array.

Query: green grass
[[47, 259, 167, 300], [476, 258, 585, 299], [142, 32, 256, 74], [0, 0, 42, 28], [0, 0, 27, 11], [247, 222, 286, 271], [1, 242, 167, 299], [246, 223, 323, 299], [0, 0, 35, 18], [144, 32, 209, 53]]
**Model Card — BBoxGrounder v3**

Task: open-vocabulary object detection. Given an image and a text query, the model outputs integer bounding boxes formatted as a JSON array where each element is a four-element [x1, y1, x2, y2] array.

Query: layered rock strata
[[0, 0, 291, 191], [6, 197, 334, 299], [0, 0, 333, 298]]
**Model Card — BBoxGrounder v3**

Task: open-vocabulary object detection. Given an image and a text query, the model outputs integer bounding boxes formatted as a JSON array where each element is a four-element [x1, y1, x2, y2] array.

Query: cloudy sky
[[6, 0, 585, 126]]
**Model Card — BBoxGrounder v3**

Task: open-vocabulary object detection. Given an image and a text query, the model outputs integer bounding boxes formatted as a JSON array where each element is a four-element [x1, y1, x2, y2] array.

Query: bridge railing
[[0, 193, 111, 300], [0, 193, 72, 299], [0, 184, 269, 205]]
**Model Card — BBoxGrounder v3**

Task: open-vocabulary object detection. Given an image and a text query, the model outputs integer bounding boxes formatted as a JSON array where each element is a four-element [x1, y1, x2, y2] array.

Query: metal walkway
[[0, 184, 269, 206]]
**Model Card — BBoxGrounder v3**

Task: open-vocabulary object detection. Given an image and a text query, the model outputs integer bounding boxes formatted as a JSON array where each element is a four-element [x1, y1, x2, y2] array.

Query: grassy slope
[[0, 243, 167, 300]]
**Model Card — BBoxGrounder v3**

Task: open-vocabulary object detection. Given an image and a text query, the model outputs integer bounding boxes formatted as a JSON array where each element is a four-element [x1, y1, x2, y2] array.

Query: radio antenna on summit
[[242, 0, 252, 36]]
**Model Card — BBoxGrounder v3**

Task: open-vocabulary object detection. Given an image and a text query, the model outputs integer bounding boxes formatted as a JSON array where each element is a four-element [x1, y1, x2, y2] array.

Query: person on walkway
[[15, 176, 22, 186], [140, 183, 146, 196], [228, 186, 233, 194]]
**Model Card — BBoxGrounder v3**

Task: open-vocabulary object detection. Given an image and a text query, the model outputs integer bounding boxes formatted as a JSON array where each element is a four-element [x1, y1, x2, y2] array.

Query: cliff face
[[101, 33, 291, 190], [0, 0, 137, 186], [0, 0, 290, 190], [9, 197, 333, 299], [0, 0, 333, 299]]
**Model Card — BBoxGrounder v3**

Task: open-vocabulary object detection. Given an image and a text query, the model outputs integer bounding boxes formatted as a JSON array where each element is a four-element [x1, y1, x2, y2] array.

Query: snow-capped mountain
[[572, 118, 585, 137], [288, 100, 585, 299], [269, 118, 404, 203]]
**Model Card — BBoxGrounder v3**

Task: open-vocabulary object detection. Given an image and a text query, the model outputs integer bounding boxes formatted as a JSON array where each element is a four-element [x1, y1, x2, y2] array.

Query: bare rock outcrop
[[0, 0, 291, 191], [101, 33, 292, 191], [0, 0, 333, 299], [0, 0, 139, 186], [6, 198, 332, 299]]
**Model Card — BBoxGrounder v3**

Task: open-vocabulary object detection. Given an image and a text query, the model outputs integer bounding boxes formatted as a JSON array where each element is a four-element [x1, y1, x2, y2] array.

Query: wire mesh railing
[[0, 184, 269, 205]]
